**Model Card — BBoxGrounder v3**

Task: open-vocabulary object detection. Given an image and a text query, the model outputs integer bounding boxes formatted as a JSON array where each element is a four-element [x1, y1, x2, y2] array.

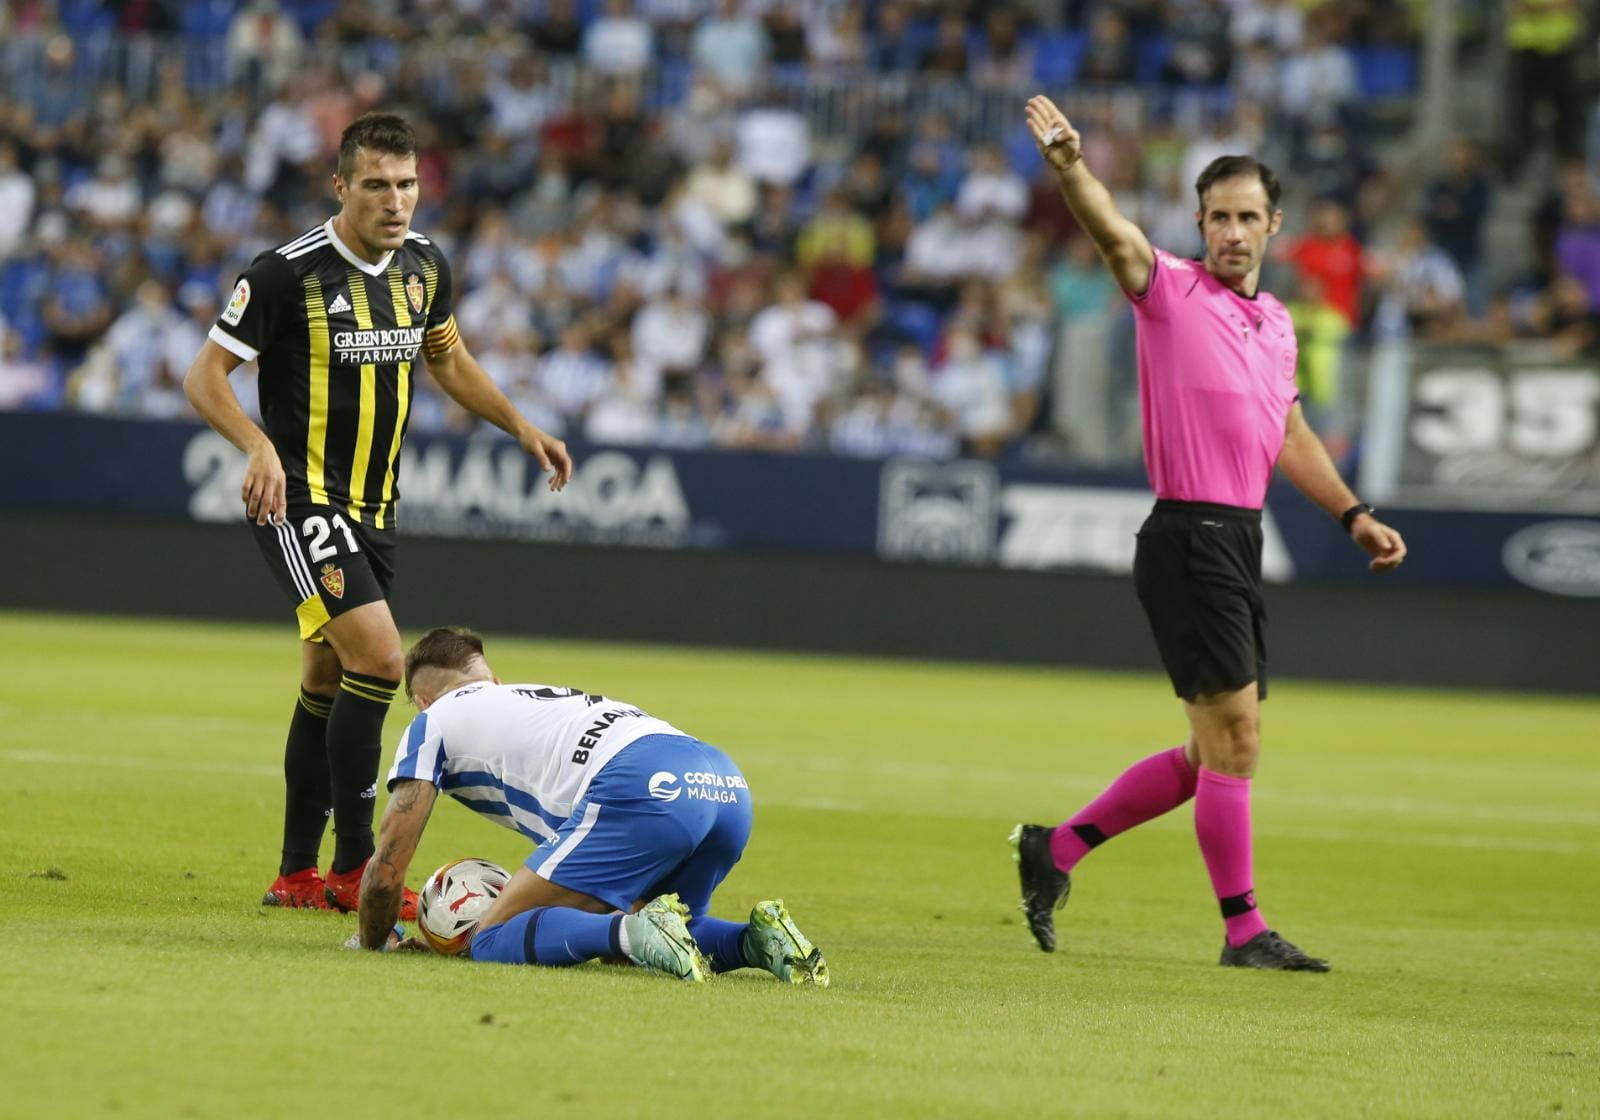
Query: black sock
[[326, 671, 398, 875], [280, 688, 335, 876]]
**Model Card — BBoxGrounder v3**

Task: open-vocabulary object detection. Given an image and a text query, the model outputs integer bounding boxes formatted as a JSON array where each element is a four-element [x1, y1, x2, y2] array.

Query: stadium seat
[[1353, 46, 1417, 100], [888, 300, 941, 355], [180, 0, 240, 40], [1032, 30, 1085, 88], [283, 0, 336, 39], [1134, 34, 1171, 85], [1005, 124, 1042, 178], [57, 0, 114, 35]]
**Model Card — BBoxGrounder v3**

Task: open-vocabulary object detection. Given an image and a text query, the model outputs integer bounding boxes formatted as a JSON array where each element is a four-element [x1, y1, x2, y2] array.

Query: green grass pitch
[[0, 610, 1595, 1118]]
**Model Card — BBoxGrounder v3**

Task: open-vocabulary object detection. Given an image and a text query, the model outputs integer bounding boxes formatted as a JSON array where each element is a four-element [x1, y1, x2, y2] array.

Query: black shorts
[[250, 505, 396, 641], [1133, 499, 1267, 701]]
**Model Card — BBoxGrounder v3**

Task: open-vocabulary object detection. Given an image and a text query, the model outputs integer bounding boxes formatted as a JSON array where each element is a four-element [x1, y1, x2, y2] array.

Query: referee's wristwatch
[[1340, 502, 1376, 534]]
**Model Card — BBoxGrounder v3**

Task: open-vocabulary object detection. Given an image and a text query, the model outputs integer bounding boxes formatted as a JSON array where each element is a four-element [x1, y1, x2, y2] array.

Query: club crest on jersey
[[405, 272, 425, 315], [319, 563, 345, 599]]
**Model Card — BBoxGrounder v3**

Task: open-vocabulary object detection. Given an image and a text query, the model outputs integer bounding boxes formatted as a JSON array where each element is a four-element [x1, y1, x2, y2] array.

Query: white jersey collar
[[325, 217, 395, 277]]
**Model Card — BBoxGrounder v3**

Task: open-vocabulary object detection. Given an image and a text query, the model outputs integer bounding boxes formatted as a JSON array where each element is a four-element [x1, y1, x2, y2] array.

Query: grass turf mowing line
[[0, 610, 1595, 1118]]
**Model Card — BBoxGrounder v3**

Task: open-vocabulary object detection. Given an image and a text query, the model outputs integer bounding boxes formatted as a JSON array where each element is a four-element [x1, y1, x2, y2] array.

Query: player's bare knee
[[348, 645, 404, 682], [302, 663, 341, 696]]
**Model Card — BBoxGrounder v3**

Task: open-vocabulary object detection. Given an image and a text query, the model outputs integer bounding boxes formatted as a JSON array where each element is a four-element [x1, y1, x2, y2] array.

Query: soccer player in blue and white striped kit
[[353, 626, 828, 985]]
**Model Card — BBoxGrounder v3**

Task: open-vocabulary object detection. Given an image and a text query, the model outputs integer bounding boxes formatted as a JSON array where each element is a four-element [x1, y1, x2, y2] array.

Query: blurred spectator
[[920, 13, 971, 78], [0, 141, 37, 259], [1555, 180, 1600, 311], [929, 326, 1010, 456], [1535, 274, 1600, 359], [957, 146, 1029, 224], [1231, 0, 1305, 53], [869, 2, 924, 72], [1279, 9, 1357, 130], [489, 54, 555, 140], [67, 155, 142, 230], [763, 5, 811, 67], [685, 137, 758, 228], [808, 7, 870, 71], [736, 95, 810, 187], [536, 321, 613, 432], [1080, 9, 1135, 83], [227, 0, 306, 92], [1425, 139, 1491, 317], [41, 241, 112, 366], [0, 326, 56, 410], [1163, 0, 1233, 86], [749, 271, 843, 435], [584, 0, 655, 77], [1284, 198, 1365, 329], [1505, 0, 1588, 175], [585, 360, 659, 446], [1285, 273, 1351, 452], [631, 278, 710, 400], [973, 9, 1035, 89], [1140, 169, 1203, 259], [1373, 218, 1466, 341], [1294, 120, 1373, 208], [749, 183, 803, 258], [692, 0, 771, 96], [103, 279, 181, 410], [457, 268, 535, 351], [532, 0, 585, 57]]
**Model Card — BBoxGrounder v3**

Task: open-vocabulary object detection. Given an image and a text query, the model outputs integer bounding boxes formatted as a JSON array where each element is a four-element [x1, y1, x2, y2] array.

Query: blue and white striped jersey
[[385, 682, 686, 842]]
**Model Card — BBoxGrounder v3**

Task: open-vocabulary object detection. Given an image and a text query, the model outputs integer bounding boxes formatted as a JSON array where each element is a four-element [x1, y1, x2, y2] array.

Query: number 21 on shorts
[[301, 513, 360, 562]]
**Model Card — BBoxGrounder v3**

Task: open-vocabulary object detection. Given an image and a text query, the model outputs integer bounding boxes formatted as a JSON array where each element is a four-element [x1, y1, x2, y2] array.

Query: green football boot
[[623, 893, 710, 983], [743, 899, 830, 987]]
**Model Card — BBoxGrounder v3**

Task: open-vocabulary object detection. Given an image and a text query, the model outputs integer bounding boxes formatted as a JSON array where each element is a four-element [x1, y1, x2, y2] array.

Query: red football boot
[[262, 867, 332, 910], [323, 858, 419, 921]]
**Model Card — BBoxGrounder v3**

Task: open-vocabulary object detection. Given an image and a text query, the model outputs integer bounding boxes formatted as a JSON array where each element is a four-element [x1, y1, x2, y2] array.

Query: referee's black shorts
[[1133, 499, 1267, 701], [249, 504, 396, 642]]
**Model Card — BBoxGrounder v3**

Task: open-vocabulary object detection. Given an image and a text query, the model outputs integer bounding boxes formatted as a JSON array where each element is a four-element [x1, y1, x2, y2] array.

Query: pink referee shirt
[[1128, 248, 1300, 509]]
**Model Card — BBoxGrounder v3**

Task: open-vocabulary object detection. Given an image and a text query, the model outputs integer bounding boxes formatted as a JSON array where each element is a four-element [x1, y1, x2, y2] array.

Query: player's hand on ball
[[1026, 95, 1082, 173], [1353, 517, 1407, 572], [342, 926, 404, 951]]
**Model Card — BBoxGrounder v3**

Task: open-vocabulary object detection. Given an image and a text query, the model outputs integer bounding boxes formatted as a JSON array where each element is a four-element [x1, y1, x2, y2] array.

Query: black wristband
[[1340, 502, 1375, 534]]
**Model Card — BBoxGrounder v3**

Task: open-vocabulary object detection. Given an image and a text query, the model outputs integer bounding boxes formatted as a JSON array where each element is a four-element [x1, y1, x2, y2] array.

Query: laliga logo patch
[[222, 279, 250, 326], [319, 562, 346, 599], [406, 271, 425, 315], [647, 771, 681, 802]]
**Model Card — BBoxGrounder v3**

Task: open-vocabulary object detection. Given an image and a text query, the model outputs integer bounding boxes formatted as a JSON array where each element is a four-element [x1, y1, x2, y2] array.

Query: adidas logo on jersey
[[327, 292, 352, 314]]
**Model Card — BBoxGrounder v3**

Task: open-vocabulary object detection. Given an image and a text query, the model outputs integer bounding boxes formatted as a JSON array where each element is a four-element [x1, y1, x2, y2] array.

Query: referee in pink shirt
[[1011, 95, 1406, 971]]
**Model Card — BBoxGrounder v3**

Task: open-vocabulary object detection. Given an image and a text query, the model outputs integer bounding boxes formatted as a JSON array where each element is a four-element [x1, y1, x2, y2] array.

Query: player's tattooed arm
[[356, 779, 438, 950]]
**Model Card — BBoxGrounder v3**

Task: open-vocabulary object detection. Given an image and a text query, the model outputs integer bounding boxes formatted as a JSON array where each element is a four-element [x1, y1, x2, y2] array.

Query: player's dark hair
[[1194, 155, 1282, 212], [404, 626, 485, 702], [337, 112, 418, 180]]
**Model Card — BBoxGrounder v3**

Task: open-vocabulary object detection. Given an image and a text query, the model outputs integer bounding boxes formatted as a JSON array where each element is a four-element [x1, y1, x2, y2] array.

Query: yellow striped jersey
[[209, 218, 459, 530]]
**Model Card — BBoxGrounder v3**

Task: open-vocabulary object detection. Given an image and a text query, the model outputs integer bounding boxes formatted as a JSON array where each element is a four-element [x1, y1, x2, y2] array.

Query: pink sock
[[1050, 746, 1198, 872], [1194, 767, 1269, 947]]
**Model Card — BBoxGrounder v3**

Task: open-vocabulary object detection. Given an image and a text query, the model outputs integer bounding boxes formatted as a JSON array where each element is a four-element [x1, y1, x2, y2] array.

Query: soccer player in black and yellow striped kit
[[184, 113, 572, 915]]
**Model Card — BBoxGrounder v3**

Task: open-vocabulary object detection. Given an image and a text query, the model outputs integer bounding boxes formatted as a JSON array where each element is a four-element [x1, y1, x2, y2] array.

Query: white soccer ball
[[418, 857, 510, 955]]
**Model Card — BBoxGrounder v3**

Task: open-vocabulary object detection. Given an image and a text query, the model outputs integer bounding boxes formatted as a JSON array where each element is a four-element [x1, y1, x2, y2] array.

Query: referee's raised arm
[[1025, 94, 1155, 297]]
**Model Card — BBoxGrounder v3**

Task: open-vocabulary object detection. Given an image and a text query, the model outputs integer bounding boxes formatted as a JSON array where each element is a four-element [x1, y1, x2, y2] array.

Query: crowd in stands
[[0, 0, 1593, 465]]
